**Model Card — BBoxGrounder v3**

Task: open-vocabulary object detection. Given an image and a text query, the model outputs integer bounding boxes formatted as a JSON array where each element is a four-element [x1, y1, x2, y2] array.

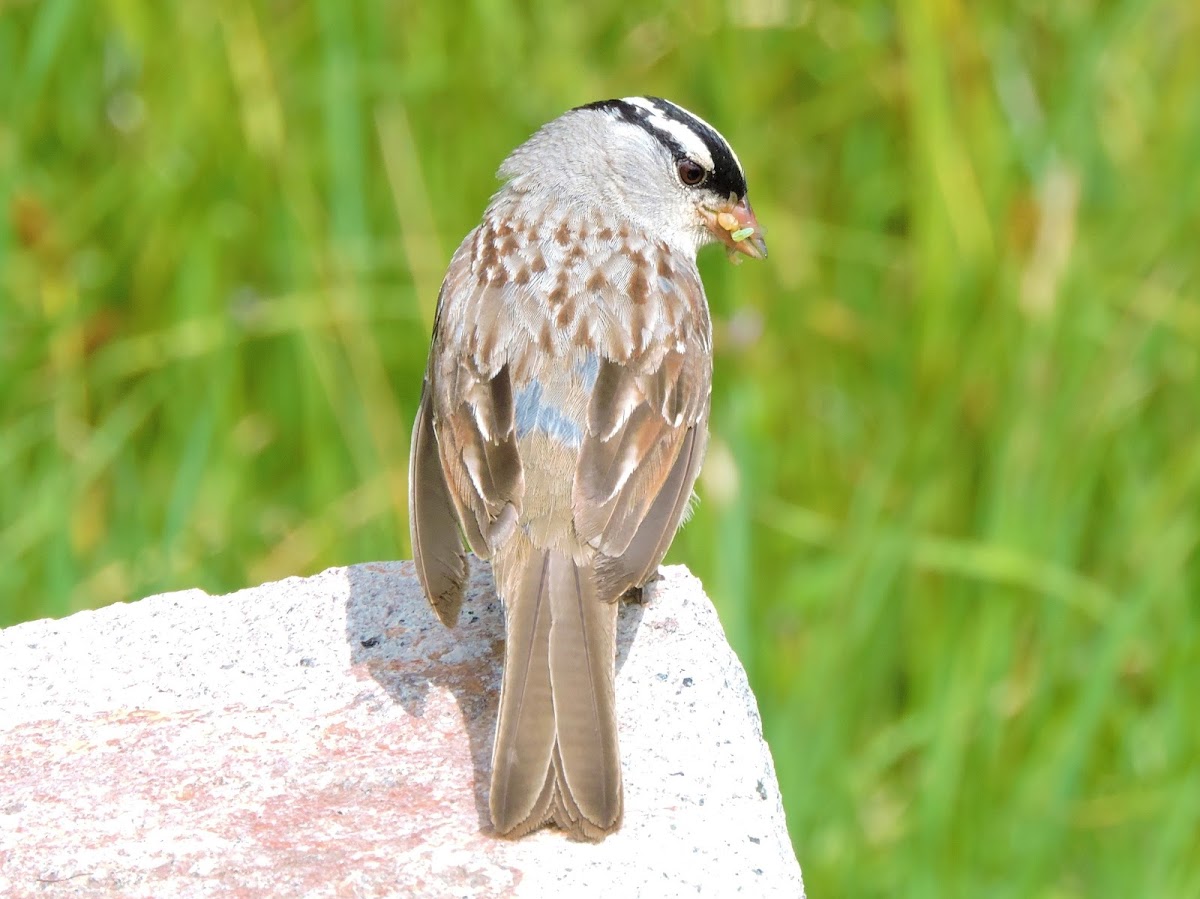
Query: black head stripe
[[574, 97, 748, 199]]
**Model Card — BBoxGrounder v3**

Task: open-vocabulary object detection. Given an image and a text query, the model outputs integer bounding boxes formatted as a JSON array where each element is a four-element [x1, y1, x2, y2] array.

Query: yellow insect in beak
[[701, 195, 767, 261]]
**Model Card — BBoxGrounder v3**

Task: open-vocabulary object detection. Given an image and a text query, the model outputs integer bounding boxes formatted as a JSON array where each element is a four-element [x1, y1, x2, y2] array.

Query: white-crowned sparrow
[[409, 97, 765, 840]]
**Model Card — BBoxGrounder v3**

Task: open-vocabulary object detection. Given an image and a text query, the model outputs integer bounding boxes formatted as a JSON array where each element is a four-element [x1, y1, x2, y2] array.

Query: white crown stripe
[[674, 104, 744, 179], [622, 97, 716, 172]]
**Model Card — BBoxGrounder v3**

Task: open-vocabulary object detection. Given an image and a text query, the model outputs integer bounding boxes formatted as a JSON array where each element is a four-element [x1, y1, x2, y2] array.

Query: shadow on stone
[[344, 557, 645, 834]]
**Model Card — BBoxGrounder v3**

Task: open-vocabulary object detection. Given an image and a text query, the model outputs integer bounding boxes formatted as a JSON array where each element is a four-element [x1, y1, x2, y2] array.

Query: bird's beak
[[701, 195, 768, 260]]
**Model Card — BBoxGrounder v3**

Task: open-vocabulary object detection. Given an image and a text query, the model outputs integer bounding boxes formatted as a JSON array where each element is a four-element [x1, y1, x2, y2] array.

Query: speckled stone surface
[[0, 560, 803, 898]]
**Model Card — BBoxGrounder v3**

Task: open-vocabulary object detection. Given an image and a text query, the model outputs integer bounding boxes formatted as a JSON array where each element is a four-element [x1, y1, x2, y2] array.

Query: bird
[[408, 96, 766, 841]]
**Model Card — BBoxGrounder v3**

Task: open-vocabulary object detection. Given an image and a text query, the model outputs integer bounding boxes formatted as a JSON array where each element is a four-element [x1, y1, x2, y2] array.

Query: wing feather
[[425, 242, 526, 559], [572, 264, 712, 595], [409, 383, 468, 625]]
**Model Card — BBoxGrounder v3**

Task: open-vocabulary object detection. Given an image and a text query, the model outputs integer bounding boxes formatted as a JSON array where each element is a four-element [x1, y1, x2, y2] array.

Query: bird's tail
[[489, 546, 622, 841]]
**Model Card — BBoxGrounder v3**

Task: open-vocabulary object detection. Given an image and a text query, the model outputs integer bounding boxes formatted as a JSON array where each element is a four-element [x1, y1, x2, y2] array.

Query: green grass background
[[2, 1, 1198, 895]]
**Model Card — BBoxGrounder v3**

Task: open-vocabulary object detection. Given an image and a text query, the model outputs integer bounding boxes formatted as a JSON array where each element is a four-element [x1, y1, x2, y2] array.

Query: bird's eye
[[677, 159, 707, 186]]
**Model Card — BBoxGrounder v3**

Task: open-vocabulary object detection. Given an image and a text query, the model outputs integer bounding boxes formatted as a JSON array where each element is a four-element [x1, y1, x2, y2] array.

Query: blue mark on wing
[[575, 352, 600, 391], [514, 380, 583, 446]]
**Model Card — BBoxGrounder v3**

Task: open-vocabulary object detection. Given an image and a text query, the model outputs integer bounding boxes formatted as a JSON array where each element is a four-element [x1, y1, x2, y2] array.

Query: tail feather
[[490, 552, 557, 833], [548, 556, 622, 832], [550, 741, 621, 841], [490, 547, 623, 841]]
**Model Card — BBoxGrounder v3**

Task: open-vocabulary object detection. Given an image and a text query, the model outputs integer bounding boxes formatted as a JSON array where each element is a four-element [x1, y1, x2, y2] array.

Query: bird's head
[[498, 96, 766, 262]]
